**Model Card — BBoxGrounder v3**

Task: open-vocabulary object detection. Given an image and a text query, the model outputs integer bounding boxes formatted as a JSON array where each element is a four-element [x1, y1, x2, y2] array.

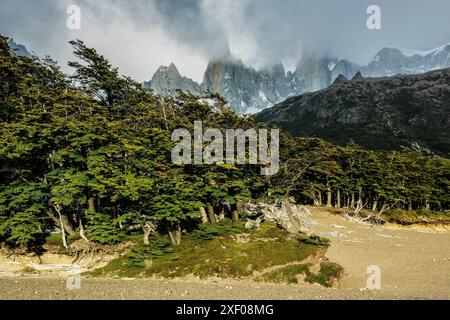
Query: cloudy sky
[[1, 0, 450, 82]]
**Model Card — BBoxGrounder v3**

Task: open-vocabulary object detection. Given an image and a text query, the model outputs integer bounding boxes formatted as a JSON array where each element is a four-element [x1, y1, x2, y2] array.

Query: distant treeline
[[0, 36, 449, 249]]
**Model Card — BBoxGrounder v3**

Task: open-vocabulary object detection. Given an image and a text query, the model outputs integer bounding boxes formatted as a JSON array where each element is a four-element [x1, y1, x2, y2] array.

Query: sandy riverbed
[[1, 207, 449, 300]]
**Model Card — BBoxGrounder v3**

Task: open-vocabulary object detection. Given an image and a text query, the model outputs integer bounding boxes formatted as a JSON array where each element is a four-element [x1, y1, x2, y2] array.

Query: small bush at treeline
[[191, 220, 248, 240], [0, 212, 42, 247], [260, 262, 343, 287], [299, 235, 330, 246], [127, 237, 173, 267], [86, 213, 124, 244], [384, 209, 450, 225]]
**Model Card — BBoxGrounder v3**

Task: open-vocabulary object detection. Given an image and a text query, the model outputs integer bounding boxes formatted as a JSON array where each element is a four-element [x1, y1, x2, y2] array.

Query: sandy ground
[[304, 207, 450, 299], [1, 207, 450, 300]]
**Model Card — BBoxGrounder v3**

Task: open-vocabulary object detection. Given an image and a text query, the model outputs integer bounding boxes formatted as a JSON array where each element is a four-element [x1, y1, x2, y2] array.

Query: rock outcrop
[[144, 63, 201, 96]]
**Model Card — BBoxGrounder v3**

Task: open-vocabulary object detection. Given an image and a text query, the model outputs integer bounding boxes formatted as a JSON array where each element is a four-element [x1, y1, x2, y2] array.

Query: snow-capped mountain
[[361, 44, 450, 77], [146, 43, 450, 114], [8, 39, 32, 57]]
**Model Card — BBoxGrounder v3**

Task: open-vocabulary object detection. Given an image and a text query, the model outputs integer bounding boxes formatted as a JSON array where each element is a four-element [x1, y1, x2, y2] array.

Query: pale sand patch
[[305, 207, 450, 298]]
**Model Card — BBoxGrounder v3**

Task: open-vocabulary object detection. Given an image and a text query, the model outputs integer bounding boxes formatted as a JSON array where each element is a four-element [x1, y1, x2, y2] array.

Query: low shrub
[[86, 213, 124, 244], [127, 237, 173, 267], [191, 220, 247, 240], [299, 235, 330, 246]]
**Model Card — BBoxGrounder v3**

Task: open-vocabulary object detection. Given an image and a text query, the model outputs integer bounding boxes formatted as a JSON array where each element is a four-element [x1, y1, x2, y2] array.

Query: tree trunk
[[231, 210, 239, 223], [408, 199, 413, 211], [167, 224, 182, 246], [372, 198, 378, 211], [350, 193, 355, 208], [143, 231, 151, 245], [358, 186, 363, 203], [143, 221, 156, 245], [318, 191, 323, 206], [200, 207, 209, 224], [60, 214, 77, 237], [219, 207, 225, 221], [232, 199, 245, 223], [206, 203, 216, 224], [47, 210, 77, 237], [425, 199, 431, 211], [168, 230, 175, 245], [88, 197, 96, 213], [313, 197, 320, 206], [79, 218, 89, 242], [354, 200, 364, 217], [336, 189, 341, 208], [378, 202, 390, 216], [174, 229, 182, 245], [54, 205, 68, 249], [283, 197, 309, 235], [236, 200, 245, 214], [326, 181, 332, 208]]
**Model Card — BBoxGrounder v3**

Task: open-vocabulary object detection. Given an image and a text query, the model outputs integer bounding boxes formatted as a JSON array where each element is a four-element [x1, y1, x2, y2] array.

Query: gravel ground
[[1, 208, 449, 300], [0, 276, 436, 300]]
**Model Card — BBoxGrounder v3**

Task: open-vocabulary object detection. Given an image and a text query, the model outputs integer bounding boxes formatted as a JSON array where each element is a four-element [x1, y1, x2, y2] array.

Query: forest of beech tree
[[0, 35, 449, 249]]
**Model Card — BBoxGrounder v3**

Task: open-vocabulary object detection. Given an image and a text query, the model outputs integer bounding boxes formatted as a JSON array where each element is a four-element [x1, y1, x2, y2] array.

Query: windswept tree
[[1, 35, 449, 250]]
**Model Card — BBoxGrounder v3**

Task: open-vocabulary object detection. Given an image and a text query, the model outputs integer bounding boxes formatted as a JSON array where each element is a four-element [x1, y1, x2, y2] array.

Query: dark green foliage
[[259, 261, 343, 287], [0, 212, 42, 246], [0, 34, 448, 251], [305, 262, 344, 287], [86, 213, 124, 244], [383, 209, 450, 225], [299, 235, 330, 246], [191, 220, 247, 240], [127, 238, 173, 267], [275, 135, 450, 213], [90, 223, 323, 281]]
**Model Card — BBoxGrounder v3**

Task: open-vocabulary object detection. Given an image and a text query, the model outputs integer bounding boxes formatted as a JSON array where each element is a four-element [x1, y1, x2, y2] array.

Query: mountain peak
[[145, 41, 450, 114], [352, 71, 364, 81], [155, 63, 180, 76], [397, 43, 450, 58], [8, 38, 31, 57], [368, 43, 450, 77], [168, 62, 178, 71], [333, 74, 348, 84], [148, 63, 200, 96]]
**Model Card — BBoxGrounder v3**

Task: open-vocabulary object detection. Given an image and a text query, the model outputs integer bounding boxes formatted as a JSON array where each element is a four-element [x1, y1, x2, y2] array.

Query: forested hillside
[[1, 35, 449, 251]]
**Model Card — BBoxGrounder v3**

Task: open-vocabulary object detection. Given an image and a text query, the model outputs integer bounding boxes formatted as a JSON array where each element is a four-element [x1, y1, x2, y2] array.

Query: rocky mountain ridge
[[146, 43, 450, 114], [254, 68, 450, 157]]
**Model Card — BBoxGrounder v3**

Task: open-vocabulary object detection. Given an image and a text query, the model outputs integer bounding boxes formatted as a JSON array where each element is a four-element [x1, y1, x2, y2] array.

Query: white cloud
[[2, 0, 450, 81], [70, 0, 208, 82]]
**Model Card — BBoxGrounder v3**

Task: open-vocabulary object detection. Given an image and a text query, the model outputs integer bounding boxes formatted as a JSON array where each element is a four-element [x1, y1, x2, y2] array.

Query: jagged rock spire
[[333, 74, 348, 84], [352, 71, 364, 81]]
